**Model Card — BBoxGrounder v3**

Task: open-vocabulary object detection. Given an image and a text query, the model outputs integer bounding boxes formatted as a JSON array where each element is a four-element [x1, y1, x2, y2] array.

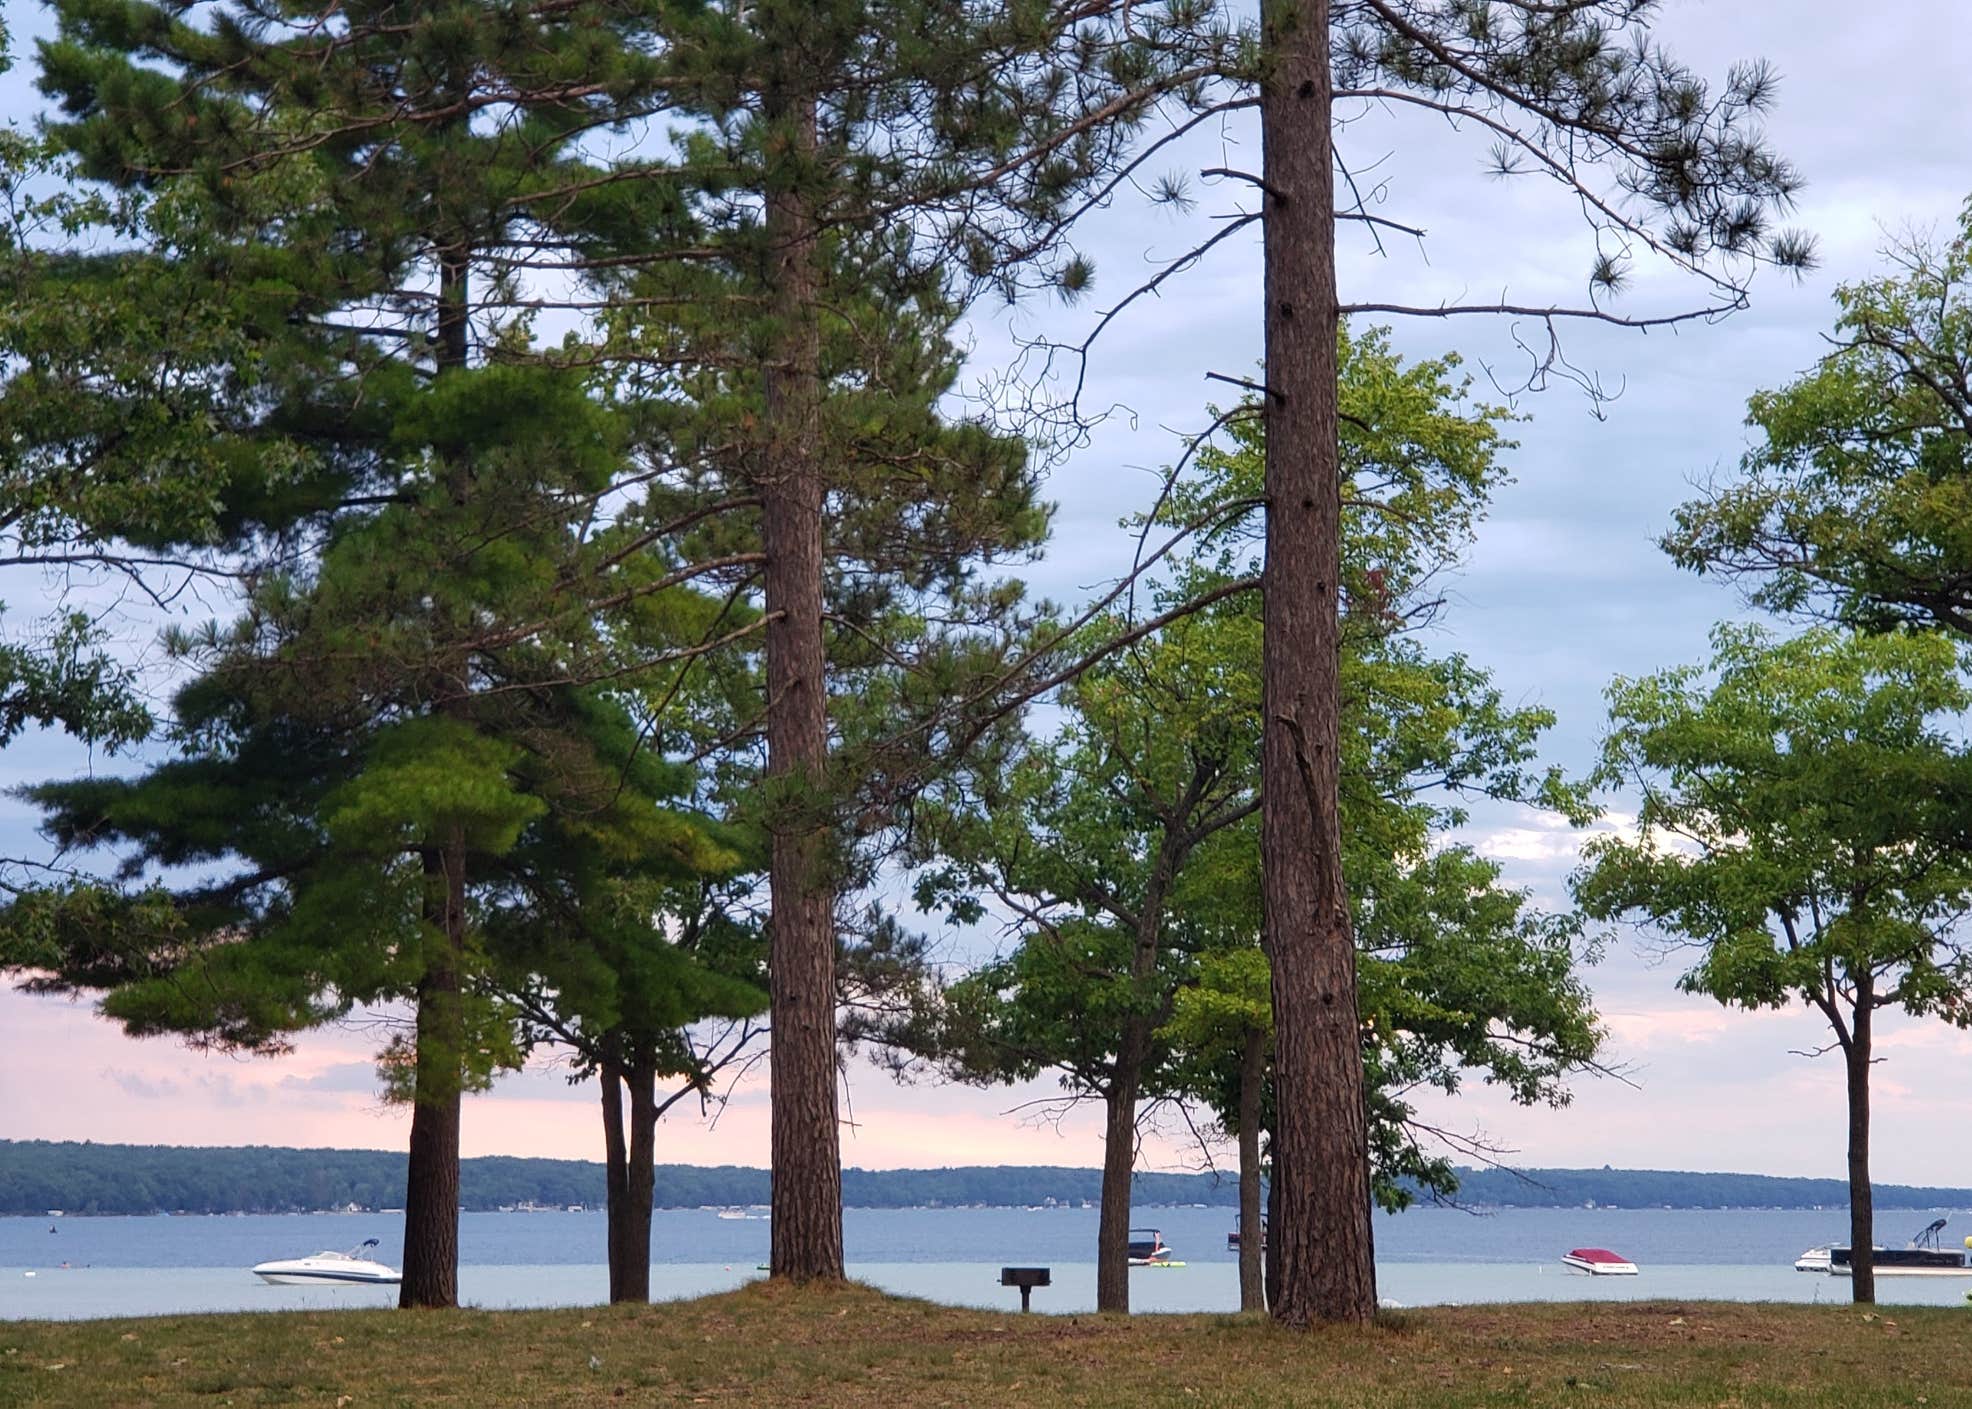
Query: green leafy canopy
[[1575, 625, 1972, 1027]]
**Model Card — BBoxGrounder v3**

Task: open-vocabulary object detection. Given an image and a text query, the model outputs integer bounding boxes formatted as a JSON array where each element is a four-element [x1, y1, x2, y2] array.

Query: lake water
[[6, 1205, 1971, 1320]]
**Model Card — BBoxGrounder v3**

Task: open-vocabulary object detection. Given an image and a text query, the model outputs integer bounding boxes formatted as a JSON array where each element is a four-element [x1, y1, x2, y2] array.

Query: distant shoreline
[[6, 1139, 1968, 1218], [13, 1201, 1961, 1220]]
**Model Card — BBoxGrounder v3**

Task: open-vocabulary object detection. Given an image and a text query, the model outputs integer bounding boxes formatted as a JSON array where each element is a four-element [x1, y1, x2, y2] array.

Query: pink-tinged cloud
[[1409, 995, 1972, 1187], [0, 990, 1127, 1169], [1598, 1005, 1739, 1048], [10, 976, 1972, 1186]]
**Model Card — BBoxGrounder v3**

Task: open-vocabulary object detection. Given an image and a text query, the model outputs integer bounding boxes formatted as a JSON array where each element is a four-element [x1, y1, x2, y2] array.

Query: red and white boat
[[1561, 1247, 1638, 1276]]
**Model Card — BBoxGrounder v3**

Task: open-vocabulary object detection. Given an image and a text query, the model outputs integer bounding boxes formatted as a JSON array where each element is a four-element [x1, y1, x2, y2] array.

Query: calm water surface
[[5, 1206, 1970, 1319]]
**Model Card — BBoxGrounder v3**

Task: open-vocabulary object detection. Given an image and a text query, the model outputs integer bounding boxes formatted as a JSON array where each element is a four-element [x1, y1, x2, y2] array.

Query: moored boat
[[1830, 1218, 1972, 1278], [1128, 1228, 1179, 1267], [252, 1238, 401, 1286], [1561, 1247, 1638, 1276], [1794, 1245, 1833, 1272]]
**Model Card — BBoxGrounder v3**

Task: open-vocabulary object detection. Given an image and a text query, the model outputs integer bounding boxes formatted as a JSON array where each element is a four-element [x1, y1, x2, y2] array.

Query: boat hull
[[1830, 1246, 1972, 1277], [254, 1269, 401, 1286]]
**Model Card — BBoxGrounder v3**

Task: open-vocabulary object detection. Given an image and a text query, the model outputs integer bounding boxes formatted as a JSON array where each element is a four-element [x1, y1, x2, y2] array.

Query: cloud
[[279, 1062, 380, 1095], [1874, 1025, 1972, 1060], [1470, 822, 1589, 867], [1598, 1005, 1734, 1050], [107, 1069, 180, 1101]]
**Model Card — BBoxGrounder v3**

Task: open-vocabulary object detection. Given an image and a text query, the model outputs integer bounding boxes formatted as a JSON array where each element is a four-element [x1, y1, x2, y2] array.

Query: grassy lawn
[[2, 1280, 1968, 1407]]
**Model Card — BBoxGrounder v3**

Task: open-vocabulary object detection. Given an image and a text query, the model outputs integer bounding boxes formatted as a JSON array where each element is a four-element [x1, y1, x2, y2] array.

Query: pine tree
[[11, 0, 1224, 1292], [14, 0, 732, 1306], [13, 655, 741, 1304], [577, 0, 1239, 1282], [1213, 0, 1814, 1324], [487, 720, 770, 1305]]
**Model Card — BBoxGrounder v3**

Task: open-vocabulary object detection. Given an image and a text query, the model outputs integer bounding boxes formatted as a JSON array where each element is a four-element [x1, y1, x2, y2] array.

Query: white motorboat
[[1794, 1245, 1833, 1272], [252, 1238, 401, 1286], [1561, 1247, 1638, 1276]]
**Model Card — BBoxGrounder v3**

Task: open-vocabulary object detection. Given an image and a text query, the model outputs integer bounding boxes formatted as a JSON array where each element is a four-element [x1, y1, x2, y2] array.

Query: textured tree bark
[[1264, 1144, 1282, 1310], [761, 84, 844, 1285], [1258, 0, 1378, 1328], [1096, 1077, 1139, 1313], [621, 1063, 658, 1303], [1846, 995, 1875, 1305], [1238, 1026, 1267, 1312], [600, 1060, 630, 1302], [400, 836, 467, 1309]]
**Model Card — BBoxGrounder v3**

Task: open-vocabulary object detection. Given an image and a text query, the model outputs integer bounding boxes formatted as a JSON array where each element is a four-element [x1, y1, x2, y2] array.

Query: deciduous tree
[[1574, 625, 1972, 1305], [1666, 202, 1972, 635], [915, 604, 1260, 1314], [909, 331, 1600, 1313]]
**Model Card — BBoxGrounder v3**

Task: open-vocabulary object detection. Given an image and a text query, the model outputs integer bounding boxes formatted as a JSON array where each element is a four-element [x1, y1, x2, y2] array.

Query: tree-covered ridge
[[4, 1142, 1966, 1217]]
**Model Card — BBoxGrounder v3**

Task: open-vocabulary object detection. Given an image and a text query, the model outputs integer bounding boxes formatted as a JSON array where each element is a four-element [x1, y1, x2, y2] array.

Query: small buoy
[[23, 1271, 35, 1278]]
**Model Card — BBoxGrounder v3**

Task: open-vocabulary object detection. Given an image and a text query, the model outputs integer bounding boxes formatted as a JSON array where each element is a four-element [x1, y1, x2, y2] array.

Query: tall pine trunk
[[1846, 995, 1875, 1305], [1258, 0, 1377, 1327], [400, 834, 466, 1309], [1238, 1026, 1266, 1312], [621, 1063, 658, 1303], [399, 254, 475, 1312], [1097, 1070, 1140, 1313], [761, 85, 844, 1285], [600, 1059, 631, 1302]]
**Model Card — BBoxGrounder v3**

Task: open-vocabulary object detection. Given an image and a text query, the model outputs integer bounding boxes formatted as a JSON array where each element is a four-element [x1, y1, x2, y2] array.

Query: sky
[[5, 0, 1972, 1187]]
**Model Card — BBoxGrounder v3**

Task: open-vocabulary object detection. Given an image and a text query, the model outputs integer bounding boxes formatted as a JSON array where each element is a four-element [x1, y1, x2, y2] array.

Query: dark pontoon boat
[[1831, 1219, 1972, 1278]]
